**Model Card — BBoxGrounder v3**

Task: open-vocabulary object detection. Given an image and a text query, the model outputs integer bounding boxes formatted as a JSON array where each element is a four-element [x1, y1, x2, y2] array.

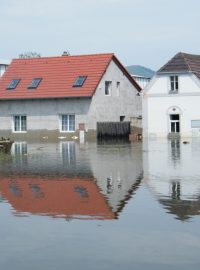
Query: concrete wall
[[87, 60, 142, 128], [0, 60, 141, 140], [0, 98, 91, 140], [143, 73, 200, 138]]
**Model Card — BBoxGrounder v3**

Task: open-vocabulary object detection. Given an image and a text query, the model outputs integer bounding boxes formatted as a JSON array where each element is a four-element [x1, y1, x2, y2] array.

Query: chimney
[[62, 51, 70, 56]]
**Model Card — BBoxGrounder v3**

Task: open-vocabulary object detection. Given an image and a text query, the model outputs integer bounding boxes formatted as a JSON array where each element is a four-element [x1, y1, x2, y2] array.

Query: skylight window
[[7, 79, 21, 90], [28, 78, 42, 89], [73, 76, 87, 87]]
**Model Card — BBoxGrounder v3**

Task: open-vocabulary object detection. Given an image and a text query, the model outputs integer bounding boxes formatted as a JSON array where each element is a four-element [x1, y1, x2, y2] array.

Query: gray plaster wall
[[0, 98, 91, 140], [88, 60, 142, 130], [0, 60, 141, 140]]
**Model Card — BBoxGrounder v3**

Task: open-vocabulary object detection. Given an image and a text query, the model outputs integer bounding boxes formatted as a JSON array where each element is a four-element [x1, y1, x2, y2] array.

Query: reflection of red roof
[[0, 176, 115, 220], [0, 53, 140, 100]]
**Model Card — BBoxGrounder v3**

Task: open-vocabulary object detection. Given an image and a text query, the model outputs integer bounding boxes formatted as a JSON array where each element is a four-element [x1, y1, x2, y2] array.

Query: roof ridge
[[13, 53, 115, 61]]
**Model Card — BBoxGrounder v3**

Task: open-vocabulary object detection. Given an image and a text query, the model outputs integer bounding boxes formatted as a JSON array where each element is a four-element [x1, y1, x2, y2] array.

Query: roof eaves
[[0, 96, 92, 101], [157, 70, 193, 75]]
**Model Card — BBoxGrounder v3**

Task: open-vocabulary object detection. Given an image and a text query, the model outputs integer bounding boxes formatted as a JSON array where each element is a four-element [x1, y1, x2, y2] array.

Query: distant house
[[0, 53, 141, 140], [126, 65, 154, 89], [0, 59, 10, 77], [143, 52, 200, 138]]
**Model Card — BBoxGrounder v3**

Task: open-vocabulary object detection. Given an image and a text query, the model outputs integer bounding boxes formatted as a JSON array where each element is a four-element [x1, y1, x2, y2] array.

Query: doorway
[[169, 114, 180, 133]]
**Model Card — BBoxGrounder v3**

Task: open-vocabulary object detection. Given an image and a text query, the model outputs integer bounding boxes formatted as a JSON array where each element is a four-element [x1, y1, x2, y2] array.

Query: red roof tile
[[0, 53, 140, 100]]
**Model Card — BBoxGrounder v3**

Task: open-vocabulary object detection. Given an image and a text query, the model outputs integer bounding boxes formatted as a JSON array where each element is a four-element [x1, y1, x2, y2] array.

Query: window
[[61, 141, 76, 166], [105, 81, 112, 96], [13, 115, 27, 132], [170, 76, 178, 92], [191, 120, 200, 128], [169, 114, 180, 133], [7, 79, 21, 90], [116, 81, 120, 96], [61, 114, 75, 132], [120, 116, 125, 122], [28, 78, 42, 89], [14, 142, 27, 155], [73, 76, 87, 87]]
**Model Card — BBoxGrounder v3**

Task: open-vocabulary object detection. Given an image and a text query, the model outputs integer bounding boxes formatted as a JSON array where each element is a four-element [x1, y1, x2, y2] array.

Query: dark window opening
[[170, 114, 180, 133], [170, 114, 179, 120], [120, 116, 125, 122], [28, 78, 42, 89], [73, 76, 87, 87], [105, 81, 112, 95], [7, 79, 21, 90]]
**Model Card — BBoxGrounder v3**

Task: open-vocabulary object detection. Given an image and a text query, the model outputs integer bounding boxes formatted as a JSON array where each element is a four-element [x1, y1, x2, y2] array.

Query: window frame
[[116, 81, 120, 97], [28, 78, 42, 89], [169, 114, 180, 133], [60, 114, 75, 132], [191, 120, 200, 128], [13, 115, 27, 133], [105, 81, 112, 96], [169, 75, 179, 93], [73, 76, 87, 87], [7, 79, 21, 90]]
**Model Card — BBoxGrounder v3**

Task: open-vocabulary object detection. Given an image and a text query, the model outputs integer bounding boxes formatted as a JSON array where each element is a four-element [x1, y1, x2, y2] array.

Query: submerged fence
[[97, 122, 130, 139]]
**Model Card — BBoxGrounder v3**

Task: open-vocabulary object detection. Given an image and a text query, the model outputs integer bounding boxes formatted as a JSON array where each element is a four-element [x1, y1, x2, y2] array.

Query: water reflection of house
[[0, 176, 115, 220], [90, 141, 143, 213], [0, 141, 143, 220], [143, 139, 200, 221]]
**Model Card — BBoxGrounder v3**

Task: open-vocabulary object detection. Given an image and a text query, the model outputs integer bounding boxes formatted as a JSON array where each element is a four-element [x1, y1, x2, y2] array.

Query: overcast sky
[[1, 0, 200, 70]]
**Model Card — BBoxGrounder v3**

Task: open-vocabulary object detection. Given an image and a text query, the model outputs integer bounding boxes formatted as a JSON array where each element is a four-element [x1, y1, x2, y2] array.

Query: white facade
[[143, 72, 200, 138], [0, 59, 10, 77], [131, 74, 151, 89]]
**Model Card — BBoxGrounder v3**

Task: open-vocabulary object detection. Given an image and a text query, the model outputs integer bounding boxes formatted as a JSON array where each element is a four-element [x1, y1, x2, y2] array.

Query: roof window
[[73, 76, 87, 87], [28, 78, 42, 89], [7, 79, 21, 90]]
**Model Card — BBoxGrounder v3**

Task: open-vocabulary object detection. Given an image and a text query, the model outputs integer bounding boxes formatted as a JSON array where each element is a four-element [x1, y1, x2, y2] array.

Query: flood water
[[0, 139, 200, 270]]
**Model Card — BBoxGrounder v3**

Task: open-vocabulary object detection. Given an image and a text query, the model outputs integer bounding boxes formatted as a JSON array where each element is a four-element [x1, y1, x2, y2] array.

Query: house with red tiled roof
[[0, 53, 141, 140], [143, 52, 200, 138]]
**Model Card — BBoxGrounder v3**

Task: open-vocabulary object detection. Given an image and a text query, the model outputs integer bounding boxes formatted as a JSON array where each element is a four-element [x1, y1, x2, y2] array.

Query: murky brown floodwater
[[0, 139, 200, 270]]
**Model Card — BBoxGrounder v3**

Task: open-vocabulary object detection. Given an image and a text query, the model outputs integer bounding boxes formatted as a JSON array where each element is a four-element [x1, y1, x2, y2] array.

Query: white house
[[126, 65, 154, 89], [143, 52, 200, 138], [0, 59, 10, 77]]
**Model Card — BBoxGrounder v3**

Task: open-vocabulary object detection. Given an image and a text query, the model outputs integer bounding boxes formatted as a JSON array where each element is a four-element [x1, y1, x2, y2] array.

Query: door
[[169, 114, 180, 133]]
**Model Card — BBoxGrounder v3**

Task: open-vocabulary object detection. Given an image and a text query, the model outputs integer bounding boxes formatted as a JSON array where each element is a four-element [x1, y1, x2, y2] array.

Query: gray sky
[[1, 0, 200, 70]]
